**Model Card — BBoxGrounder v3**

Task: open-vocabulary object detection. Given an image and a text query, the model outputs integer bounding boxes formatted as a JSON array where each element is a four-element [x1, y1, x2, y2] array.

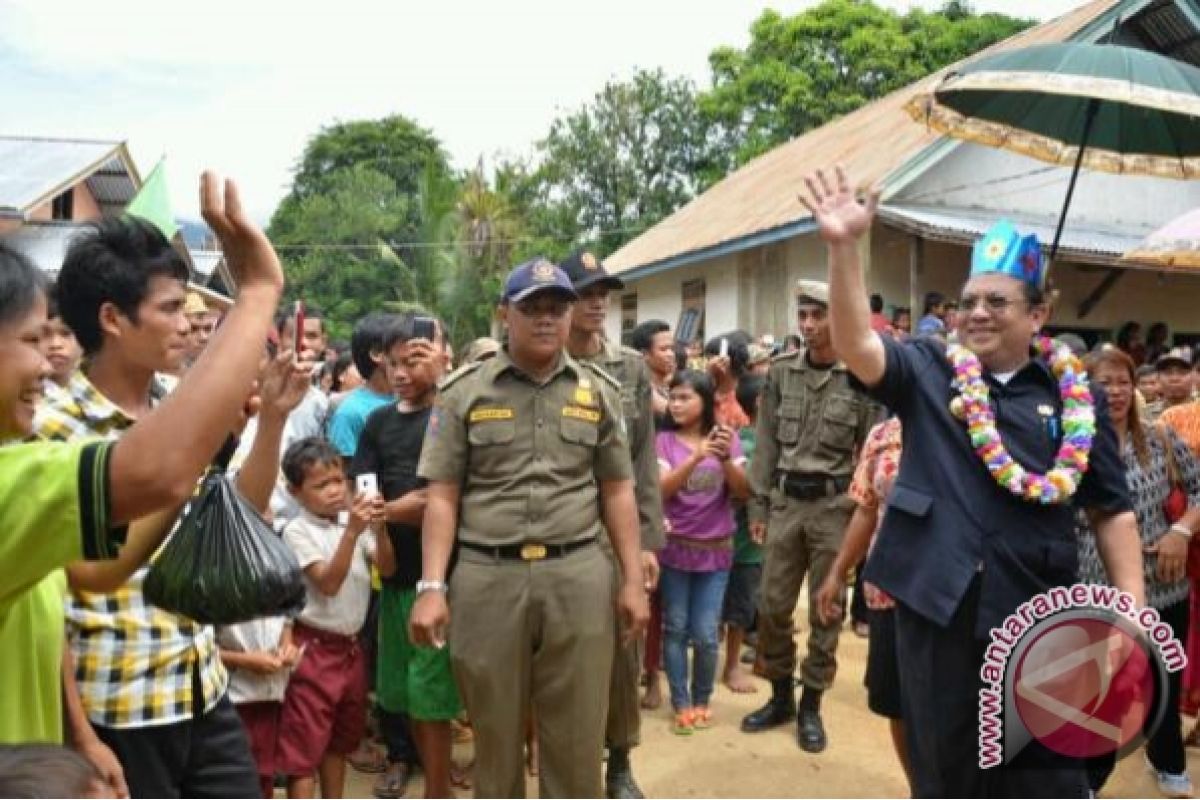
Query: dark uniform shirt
[[858, 336, 1131, 635], [748, 349, 880, 524], [417, 348, 633, 547], [575, 338, 666, 551]]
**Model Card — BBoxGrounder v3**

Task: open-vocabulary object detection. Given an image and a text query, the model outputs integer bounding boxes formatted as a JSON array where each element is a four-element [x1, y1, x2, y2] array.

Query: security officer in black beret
[[558, 250, 664, 799]]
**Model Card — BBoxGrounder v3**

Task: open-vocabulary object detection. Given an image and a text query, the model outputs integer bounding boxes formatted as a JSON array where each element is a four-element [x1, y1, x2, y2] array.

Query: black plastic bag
[[144, 438, 306, 624]]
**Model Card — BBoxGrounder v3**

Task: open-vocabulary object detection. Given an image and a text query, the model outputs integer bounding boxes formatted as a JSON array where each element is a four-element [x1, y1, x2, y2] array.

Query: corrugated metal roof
[[1129, 0, 1200, 66], [605, 0, 1124, 274], [1, 222, 83, 274], [86, 156, 138, 210], [0, 137, 129, 215], [878, 203, 1153, 264]]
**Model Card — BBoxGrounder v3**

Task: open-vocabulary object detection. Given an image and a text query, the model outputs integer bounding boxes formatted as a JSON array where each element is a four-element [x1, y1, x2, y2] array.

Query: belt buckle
[[520, 543, 548, 561]]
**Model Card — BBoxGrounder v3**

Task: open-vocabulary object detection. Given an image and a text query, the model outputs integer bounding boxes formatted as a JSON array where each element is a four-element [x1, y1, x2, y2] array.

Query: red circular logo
[[1012, 617, 1156, 758]]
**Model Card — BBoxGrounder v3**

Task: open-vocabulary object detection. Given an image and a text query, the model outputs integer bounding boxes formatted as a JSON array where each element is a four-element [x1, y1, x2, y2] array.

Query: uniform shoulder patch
[[581, 360, 622, 392], [438, 360, 483, 391], [618, 344, 643, 362], [770, 349, 801, 363]]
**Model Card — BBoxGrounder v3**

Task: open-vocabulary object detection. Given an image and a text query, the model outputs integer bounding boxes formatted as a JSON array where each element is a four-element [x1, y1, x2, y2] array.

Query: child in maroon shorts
[[217, 617, 300, 798], [277, 438, 384, 799]]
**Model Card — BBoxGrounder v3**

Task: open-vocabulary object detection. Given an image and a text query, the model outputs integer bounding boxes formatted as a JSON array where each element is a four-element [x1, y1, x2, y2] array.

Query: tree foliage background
[[266, 1, 1032, 346]]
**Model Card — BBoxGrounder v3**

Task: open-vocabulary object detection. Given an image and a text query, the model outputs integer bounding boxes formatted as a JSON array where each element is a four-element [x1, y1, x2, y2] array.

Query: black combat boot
[[797, 686, 827, 753], [605, 746, 644, 799], [740, 677, 796, 732]]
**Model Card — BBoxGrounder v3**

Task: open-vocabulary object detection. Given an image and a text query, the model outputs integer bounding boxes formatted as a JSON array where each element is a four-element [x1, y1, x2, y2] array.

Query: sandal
[[673, 708, 695, 736], [692, 705, 713, 730], [349, 740, 389, 774], [451, 759, 474, 791], [372, 761, 411, 799]]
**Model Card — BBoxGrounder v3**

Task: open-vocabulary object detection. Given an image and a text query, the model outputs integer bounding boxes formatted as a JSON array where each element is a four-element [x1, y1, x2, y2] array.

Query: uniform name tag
[[469, 407, 514, 423], [563, 406, 600, 423]]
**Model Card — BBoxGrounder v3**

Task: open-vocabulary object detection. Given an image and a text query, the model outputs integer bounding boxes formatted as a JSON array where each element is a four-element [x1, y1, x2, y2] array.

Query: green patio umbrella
[[906, 42, 1200, 260]]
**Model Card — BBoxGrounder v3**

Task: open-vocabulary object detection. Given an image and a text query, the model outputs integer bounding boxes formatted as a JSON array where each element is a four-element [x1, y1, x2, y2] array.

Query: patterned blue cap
[[970, 220, 1045, 287]]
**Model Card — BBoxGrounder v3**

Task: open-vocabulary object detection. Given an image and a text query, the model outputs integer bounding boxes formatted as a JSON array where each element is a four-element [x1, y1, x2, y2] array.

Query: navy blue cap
[[502, 258, 579, 303], [558, 250, 625, 292]]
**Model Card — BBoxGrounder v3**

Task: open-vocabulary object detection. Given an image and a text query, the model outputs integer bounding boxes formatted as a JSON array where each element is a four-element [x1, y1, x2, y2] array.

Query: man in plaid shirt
[[38, 212, 265, 797]]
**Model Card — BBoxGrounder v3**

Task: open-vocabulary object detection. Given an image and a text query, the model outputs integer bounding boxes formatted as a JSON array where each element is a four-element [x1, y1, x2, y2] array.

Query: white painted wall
[[895, 142, 1200, 233], [608, 253, 740, 341]]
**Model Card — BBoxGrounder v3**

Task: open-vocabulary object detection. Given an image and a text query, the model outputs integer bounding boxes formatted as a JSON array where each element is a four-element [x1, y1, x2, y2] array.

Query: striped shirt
[[35, 370, 228, 728]]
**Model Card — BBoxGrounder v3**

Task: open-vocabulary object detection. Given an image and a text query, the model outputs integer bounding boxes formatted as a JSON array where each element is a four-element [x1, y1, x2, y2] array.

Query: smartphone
[[292, 300, 305, 356], [412, 315, 437, 342], [719, 337, 729, 358], [355, 472, 379, 497]]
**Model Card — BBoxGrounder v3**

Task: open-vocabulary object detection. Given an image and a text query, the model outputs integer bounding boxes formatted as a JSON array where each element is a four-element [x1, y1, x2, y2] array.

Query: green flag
[[125, 159, 178, 240]]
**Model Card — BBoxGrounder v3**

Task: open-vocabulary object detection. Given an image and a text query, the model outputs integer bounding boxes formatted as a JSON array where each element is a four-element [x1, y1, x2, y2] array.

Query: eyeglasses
[[958, 293, 1026, 315], [513, 299, 572, 319]]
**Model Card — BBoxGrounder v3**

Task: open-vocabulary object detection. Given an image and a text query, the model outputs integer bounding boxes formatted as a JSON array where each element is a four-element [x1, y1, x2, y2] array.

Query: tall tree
[[270, 165, 419, 341], [534, 67, 729, 257], [700, 0, 1033, 167], [268, 116, 455, 340], [435, 164, 523, 348]]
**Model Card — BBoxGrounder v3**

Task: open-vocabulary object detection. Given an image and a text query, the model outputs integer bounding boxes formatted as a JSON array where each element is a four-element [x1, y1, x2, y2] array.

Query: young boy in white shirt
[[276, 437, 386, 799]]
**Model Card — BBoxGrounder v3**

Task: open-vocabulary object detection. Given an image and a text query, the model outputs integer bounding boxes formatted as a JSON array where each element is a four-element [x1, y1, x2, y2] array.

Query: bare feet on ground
[[722, 666, 759, 694], [641, 673, 663, 710]]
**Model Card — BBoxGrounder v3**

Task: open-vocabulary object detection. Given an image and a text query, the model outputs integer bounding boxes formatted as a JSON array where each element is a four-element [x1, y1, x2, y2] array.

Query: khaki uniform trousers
[[449, 543, 614, 798], [603, 547, 642, 750], [756, 492, 852, 690]]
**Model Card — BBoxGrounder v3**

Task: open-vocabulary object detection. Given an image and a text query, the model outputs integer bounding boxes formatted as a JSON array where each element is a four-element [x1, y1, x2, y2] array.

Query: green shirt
[[733, 428, 762, 565], [419, 349, 633, 546], [0, 440, 117, 743]]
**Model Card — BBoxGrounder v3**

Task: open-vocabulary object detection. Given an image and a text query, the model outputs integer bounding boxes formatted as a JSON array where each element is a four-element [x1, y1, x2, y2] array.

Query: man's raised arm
[[799, 165, 886, 387]]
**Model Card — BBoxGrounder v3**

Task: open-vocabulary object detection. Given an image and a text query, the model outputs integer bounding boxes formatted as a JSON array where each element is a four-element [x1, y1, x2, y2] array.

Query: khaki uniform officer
[[411, 258, 649, 799], [740, 279, 879, 752], [559, 250, 664, 799]]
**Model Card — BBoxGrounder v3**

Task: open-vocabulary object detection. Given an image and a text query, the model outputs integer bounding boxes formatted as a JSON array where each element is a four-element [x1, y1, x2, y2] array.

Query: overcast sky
[[1, 0, 1086, 222]]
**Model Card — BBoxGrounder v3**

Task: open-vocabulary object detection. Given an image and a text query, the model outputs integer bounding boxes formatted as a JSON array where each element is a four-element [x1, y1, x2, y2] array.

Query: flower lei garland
[[946, 335, 1095, 504]]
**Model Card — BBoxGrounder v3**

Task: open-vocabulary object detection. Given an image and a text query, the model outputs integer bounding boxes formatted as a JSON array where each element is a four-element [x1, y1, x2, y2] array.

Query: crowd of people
[[0, 161, 1197, 800]]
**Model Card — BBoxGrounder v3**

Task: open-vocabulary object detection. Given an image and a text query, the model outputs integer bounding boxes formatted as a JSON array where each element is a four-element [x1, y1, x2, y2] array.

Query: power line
[[263, 168, 1073, 251]]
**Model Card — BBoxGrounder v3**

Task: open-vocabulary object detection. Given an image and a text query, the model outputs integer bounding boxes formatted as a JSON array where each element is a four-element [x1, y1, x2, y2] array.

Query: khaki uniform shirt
[[748, 349, 880, 524], [418, 349, 633, 546], [575, 338, 666, 551]]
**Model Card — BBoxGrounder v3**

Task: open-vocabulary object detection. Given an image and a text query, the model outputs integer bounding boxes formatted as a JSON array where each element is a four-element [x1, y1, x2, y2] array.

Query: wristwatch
[[415, 579, 449, 595], [1169, 524, 1194, 540]]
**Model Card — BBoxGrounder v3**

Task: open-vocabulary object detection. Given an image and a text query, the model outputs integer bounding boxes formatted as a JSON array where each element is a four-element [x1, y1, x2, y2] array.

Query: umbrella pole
[[1049, 98, 1100, 262]]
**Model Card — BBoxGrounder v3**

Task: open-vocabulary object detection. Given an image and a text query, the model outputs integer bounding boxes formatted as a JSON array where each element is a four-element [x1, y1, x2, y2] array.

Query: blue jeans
[[660, 566, 730, 711]]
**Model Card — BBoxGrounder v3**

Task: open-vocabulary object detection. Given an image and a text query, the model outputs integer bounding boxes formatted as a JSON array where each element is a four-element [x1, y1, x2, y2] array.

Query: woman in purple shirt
[[656, 370, 750, 735]]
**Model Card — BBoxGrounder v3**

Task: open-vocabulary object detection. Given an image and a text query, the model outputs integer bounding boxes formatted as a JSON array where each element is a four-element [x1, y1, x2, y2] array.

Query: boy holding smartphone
[[277, 437, 384, 799], [350, 313, 460, 799]]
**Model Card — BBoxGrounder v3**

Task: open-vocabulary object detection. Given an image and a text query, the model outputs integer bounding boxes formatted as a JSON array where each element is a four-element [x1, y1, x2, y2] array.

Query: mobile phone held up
[[718, 337, 729, 359], [292, 300, 305, 357], [412, 315, 436, 342], [355, 473, 379, 498]]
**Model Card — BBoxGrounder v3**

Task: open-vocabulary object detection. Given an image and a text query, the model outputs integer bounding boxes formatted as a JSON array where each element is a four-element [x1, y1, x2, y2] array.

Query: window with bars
[[677, 279, 706, 344], [620, 294, 638, 346]]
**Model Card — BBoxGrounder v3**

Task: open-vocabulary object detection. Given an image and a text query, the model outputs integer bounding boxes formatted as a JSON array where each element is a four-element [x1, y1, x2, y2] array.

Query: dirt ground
[[346, 606, 1188, 798]]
